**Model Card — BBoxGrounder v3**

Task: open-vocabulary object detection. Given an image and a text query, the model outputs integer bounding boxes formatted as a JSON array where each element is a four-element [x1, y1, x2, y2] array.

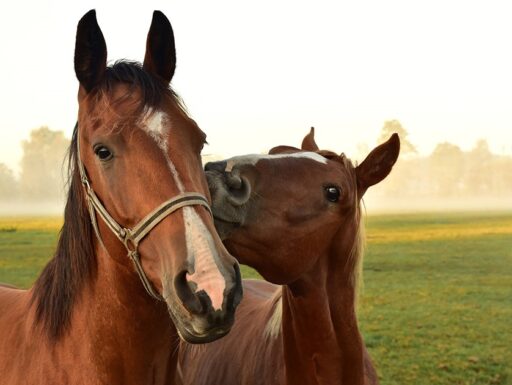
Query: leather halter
[[76, 131, 212, 301]]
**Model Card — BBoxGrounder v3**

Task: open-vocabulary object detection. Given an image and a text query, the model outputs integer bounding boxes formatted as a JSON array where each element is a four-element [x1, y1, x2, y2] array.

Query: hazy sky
[[1, 0, 511, 174]]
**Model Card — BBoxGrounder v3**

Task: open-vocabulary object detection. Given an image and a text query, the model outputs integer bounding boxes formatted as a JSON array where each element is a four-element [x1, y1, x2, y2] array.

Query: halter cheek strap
[[77, 134, 212, 301]]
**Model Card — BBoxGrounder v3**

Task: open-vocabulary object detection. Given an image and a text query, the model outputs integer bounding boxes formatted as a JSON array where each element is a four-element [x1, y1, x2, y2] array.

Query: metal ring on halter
[[120, 229, 137, 253], [75, 127, 213, 301]]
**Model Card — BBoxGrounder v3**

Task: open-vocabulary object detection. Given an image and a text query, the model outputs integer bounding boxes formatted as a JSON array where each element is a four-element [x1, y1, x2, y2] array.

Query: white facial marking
[[225, 152, 327, 172], [141, 111, 185, 191], [144, 110, 168, 137], [140, 109, 226, 311], [183, 207, 226, 311]]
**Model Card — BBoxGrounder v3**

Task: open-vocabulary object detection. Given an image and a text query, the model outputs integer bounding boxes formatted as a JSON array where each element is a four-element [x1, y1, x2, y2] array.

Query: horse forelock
[[31, 128, 96, 340], [81, 60, 190, 135]]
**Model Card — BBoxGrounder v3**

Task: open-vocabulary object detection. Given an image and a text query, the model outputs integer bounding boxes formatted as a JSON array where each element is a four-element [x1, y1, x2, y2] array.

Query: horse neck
[[281, 219, 364, 385], [75, 234, 179, 383]]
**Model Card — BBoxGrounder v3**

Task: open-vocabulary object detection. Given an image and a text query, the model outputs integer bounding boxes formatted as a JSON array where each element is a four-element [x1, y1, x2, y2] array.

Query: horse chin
[[165, 299, 233, 344], [213, 217, 240, 240], [175, 322, 231, 344]]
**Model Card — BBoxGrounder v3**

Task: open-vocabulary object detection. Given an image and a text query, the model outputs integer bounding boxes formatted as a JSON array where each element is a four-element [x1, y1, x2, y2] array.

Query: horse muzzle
[[204, 167, 253, 240], [166, 262, 242, 343]]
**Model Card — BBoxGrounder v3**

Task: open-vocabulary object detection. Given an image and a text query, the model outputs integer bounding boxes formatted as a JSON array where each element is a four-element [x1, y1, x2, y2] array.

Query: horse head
[[74, 10, 242, 343], [205, 128, 399, 284]]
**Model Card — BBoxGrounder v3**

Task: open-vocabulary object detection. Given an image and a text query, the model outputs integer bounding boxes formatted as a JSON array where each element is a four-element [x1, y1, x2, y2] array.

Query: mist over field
[[0, 122, 511, 215]]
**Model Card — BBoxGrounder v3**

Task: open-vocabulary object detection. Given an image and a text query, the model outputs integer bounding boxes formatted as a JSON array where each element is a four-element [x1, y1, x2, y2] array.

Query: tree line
[[0, 123, 510, 206], [368, 120, 512, 204], [0, 127, 68, 202]]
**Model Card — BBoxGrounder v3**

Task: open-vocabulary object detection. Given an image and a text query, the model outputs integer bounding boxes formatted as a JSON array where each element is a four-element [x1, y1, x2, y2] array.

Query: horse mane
[[351, 202, 366, 309], [263, 289, 283, 340], [31, 60, 181, 340], [344, 155, 366, 308], [332, 154, 366, 305], [31, 127, 96, 340]]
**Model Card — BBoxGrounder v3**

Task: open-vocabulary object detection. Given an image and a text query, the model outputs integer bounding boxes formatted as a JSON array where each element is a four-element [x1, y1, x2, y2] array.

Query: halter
[[76, 131, 212, 301]]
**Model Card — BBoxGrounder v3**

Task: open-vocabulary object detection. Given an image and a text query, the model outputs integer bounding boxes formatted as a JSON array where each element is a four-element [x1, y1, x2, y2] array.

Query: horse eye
[[94, 146, 113, 161], [324, 186, 341, 203]]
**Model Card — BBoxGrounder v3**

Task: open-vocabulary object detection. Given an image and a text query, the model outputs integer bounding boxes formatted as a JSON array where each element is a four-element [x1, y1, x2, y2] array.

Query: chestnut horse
[[177, 129, 400, 385], [0, 10, 242, 384]]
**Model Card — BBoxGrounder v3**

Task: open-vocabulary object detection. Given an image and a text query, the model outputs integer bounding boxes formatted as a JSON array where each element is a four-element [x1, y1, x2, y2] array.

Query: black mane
[[31, 127, 96, 340]]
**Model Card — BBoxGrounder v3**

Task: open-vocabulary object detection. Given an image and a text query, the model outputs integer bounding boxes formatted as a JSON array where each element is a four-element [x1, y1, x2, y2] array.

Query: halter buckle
[[120, 228, 138, 254]]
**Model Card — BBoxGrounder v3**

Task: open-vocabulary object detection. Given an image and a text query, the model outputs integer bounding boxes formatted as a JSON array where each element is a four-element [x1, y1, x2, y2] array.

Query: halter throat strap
[[76, 132, 212, 301]]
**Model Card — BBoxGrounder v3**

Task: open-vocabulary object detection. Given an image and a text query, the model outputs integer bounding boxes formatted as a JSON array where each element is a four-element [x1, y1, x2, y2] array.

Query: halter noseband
[[76, 132, 212, 301]]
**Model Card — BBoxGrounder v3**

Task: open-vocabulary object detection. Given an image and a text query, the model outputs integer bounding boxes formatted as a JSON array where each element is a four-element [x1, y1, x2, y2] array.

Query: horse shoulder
[[0, 287, 36, 382]]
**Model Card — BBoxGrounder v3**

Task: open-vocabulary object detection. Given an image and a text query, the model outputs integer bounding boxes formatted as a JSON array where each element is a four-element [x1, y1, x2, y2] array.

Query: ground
[[0, 212, 511, 385]]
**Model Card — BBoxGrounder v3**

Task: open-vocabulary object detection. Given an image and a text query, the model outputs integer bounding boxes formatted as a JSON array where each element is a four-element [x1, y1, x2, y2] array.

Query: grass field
[[1, 212, 511, 385]]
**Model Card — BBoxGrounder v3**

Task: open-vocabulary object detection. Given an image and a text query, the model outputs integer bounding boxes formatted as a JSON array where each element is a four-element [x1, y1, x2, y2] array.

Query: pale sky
[[1, 0, 511, 175]]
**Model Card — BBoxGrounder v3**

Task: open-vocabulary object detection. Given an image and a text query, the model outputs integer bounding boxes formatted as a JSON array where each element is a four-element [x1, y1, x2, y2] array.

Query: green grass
[[359, 212, 512, 385], [0, 217, 61, 287], [0, 212, 511, 384]]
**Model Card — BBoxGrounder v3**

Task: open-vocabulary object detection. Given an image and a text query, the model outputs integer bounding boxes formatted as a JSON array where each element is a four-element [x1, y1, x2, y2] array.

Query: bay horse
[[177, 129, 400, 385], [0, 10, 242, 384]]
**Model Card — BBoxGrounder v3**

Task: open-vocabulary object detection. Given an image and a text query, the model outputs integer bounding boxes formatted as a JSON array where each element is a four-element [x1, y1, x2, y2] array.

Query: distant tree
[[500, 156, 512, 195], [0, 163, 18, 200], [470, 139, 492, 160], [429, 142, 464, 196], [378, 120, 417, 155], [490, 155, 512, 196], [464, 139, 493, 194], [19, 127, 69, 201]]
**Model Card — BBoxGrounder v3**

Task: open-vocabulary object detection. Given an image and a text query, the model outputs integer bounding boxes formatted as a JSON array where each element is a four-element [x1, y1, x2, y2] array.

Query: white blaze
[[225, 152, 327, 172], [182, 208, 225, 311], [141, 110, 226, 311]]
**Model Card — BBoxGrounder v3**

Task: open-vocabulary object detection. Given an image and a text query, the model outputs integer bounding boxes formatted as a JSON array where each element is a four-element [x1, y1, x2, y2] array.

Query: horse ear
[[301, 127, 319, 151], [74, 10, 107, 93], [143, 11, 176, 84], [356, 133, 400, 197]]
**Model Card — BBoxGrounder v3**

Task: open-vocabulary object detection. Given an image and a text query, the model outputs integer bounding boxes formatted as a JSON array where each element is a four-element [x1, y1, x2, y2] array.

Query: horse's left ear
[[143, 11, 176, 84], [74, 10, 107, 93], [301, 127, 319, 151], [269, 145, 301, 155], [356, 133, 400, 197]]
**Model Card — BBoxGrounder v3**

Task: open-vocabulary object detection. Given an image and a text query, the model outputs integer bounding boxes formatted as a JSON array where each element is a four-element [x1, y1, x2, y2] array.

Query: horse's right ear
[[74, 10, 107, 93], [356, 133, 400, 197], [301, 127, 319, 151]]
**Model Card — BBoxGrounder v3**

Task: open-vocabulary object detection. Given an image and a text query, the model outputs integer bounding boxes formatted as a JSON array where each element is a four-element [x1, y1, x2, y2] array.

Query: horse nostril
[[226, 173, 243, 190], [174, 270, 205, 315], [204, 161, 227, 173], [225, 174, 251, 206]]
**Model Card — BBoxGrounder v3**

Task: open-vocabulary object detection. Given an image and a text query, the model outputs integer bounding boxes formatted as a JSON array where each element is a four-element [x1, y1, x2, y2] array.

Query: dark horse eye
[[324, 186, 341, 203], [94, 146, 113, 161]]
